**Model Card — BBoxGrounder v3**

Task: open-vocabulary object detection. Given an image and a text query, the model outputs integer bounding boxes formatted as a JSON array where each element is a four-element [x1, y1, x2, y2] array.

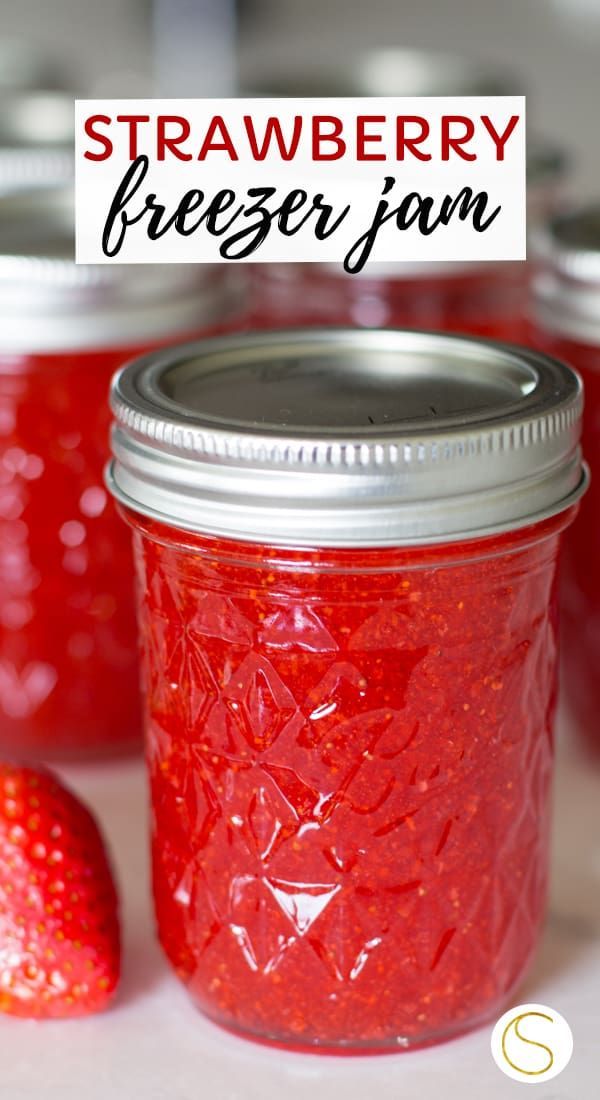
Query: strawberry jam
[[0, 188, 246, 759], [0, 344, 145, 758], [109, 328, 585, 1049], [249, 263, 528, 342], [133, 515, 569, 1049]]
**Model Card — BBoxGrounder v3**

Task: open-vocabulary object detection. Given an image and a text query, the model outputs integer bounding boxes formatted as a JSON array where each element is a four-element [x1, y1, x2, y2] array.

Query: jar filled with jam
[[532, 205, 600, 750], [108, 328, 585, 1051], [0, 187, 247, 759], [244, 47, 567, 341]]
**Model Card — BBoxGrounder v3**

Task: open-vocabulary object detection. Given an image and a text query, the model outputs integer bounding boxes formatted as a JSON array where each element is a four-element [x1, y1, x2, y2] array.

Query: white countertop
[[1, 718, 598, 1099]]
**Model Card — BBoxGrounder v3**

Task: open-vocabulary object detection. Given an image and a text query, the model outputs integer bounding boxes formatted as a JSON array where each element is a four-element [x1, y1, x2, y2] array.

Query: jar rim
[[108, 327, 586, 548]]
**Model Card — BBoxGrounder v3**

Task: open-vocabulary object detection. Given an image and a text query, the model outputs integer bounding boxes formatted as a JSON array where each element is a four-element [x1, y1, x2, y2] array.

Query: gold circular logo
[[491, 1003, 573, 1084]]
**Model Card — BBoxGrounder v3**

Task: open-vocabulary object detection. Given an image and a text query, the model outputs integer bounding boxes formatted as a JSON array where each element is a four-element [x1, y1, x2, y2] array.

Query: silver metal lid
[[108, 328, 586, 547], [0, 91, 74, 194], [533, 205, 600, 344], [242, 47, 514, 98], [0, 188, 245, 352]]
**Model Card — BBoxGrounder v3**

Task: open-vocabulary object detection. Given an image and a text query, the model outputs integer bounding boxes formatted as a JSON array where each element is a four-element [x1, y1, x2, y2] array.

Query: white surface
[[1, 723, 598, 1099]]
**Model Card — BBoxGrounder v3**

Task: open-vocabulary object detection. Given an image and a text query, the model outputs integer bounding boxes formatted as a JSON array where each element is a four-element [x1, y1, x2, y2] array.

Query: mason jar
[[108, 328, 585, 1051], [0, 187, 247, 759], [244, 47, 567, 341], [532, 204, 600, 750]]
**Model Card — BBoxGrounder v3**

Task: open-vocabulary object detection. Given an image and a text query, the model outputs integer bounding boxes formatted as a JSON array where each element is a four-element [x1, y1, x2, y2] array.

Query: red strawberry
[[0, 763, 120, 1018]]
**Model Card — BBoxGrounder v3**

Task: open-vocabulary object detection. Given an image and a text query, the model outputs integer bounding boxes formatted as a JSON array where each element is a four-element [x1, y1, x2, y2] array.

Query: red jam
[[129, 511, 568, 1050], [0, 344, 155, 758], [0, 330, 251, 760], [249, 264, 528, 342], [530, 331, 600, 750]]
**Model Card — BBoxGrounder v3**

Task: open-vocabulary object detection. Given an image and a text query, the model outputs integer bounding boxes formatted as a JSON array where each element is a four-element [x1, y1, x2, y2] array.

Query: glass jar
[[244, 47, 567, 341], [0, 187, 247, 759], [532, 205, 600, 750], [108, 328, 585, 1051], [0, 91, 75, 194]]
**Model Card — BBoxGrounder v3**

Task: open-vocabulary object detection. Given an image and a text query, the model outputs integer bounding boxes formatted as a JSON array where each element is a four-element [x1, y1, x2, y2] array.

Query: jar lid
[[108, 328, 586, 547], [533, 205, 600, 344], [0, 187, 245, 352], [0, 91, 75, 194]]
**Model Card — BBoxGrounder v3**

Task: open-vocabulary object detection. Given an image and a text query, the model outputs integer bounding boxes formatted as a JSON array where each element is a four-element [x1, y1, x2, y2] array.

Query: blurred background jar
[[0, 90, 74, 194], [0, 35, 74, 92], [531, 204, 600, 752], [0, 33, 76, 194], [243, 48, 567, 340], [0, 187, 248, 760]]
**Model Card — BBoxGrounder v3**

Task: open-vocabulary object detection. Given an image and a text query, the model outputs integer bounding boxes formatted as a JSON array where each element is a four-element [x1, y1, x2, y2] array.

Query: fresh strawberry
[[0, 763, 120, 1018]]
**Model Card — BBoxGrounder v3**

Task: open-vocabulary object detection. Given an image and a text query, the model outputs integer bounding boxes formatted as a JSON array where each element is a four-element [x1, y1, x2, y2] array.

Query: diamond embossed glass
[[108, 329, 585, 1050]]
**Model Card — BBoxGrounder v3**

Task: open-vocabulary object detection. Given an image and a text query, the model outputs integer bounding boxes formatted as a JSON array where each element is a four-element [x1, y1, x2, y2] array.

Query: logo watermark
[[491, 1003, 573, 1084]]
